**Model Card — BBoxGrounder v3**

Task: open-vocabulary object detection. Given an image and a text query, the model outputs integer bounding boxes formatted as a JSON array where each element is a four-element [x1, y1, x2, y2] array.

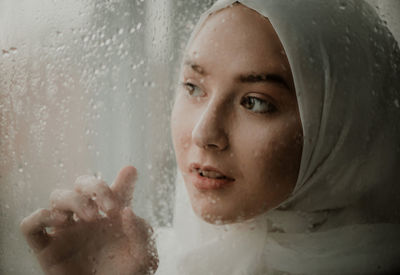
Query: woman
[[21, 0, 400, 274]]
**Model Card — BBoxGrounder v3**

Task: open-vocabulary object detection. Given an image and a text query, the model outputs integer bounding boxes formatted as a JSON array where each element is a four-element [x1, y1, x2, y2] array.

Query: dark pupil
[[243, 97, 255, 109], [187, 84, 194, 92]]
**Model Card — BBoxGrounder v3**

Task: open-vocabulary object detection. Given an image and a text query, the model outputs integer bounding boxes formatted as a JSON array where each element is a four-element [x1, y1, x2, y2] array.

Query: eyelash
[[181, 82, 205, 97], [240, 96, 277, 114], [181, 81, 277, 114]]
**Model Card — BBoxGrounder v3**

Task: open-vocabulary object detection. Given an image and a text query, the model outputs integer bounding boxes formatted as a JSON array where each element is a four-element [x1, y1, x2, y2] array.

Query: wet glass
[[0, 0, 215, 273], [0, 0, 398, 274]]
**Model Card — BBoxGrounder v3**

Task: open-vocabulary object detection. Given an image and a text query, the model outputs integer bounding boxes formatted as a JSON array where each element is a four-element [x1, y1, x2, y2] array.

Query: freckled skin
[[171, 4, 303, 224]]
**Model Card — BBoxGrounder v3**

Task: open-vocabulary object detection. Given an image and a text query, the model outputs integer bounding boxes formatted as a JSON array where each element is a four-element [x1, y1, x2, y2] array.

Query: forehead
[[186, 4, 289, 74]]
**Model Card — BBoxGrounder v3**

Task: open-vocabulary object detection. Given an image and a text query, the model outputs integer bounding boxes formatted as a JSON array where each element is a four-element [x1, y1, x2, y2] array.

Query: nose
[[192, 103, 229, 151]]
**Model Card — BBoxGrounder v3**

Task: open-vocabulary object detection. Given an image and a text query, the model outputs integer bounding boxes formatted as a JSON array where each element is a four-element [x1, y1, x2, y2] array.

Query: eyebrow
[[237, 73, 289, 89], [184, 60, 207, 75], [183, 60, 290, 90]]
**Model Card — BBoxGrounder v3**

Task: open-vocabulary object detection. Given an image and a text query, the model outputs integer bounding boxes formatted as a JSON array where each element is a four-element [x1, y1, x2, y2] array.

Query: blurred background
[[0, 0, 398, 274], [0, 0, 216, 273]]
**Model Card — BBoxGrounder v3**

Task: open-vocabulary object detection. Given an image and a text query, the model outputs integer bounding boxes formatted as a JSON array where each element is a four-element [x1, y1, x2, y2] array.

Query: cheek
[[235, 119, 302, 200], [171, 96, 192, 162], [258, 127, 301, 177]]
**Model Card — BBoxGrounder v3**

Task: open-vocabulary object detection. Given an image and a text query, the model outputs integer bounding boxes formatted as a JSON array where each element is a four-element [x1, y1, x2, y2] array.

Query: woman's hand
[[20, 166, 158, 275]]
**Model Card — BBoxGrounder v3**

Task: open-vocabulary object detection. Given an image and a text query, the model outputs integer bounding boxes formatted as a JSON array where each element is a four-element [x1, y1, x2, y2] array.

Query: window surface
[[0, 1, 215, 273], [0, 0, 398, 274]]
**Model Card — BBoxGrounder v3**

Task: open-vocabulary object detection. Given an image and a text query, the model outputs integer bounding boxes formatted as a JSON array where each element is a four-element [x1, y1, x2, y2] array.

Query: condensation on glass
[[0, 0, 215, 274], [0, 0, 398, 274]]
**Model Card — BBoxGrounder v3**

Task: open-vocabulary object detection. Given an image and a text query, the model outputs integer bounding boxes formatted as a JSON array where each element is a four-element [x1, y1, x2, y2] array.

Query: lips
[[196, 168, 227, 179], [189, 163, 235, 190]]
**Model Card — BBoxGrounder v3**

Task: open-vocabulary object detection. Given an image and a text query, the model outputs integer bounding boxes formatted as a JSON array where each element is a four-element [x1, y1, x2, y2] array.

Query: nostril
[[204, 144, 219, 150]]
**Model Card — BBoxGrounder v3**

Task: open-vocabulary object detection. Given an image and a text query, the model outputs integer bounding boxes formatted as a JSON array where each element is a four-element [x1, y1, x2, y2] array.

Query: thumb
[[111, 166, 137, 207]]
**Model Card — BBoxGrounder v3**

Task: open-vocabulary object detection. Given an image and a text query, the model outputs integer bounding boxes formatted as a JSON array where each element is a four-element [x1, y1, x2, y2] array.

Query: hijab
[[156, 0, 400, 274]]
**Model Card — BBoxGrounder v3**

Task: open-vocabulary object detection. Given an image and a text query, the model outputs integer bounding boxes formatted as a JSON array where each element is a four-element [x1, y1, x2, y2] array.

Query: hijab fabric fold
[[156, 1, 400, 274]]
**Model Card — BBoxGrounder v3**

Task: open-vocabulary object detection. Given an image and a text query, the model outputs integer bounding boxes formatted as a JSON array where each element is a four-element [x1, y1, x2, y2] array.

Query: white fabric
[[156, 0, 400, 274]]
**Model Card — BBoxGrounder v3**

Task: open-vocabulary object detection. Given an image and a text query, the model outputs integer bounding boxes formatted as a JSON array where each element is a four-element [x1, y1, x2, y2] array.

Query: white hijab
[[156, 0, 400, 274]]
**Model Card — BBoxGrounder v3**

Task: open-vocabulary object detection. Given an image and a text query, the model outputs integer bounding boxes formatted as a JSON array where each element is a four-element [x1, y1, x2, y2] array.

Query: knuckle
[[74, 175, 96, 189], [73, 192, 86, 204], [94, 180, 111, 195], [75, 193, 93, 208], [20, 208, 49, 235]]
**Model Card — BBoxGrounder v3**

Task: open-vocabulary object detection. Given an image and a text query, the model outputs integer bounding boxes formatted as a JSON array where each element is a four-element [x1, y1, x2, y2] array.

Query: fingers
[[121, 207, 152, 243], [111, 166, 137, 207], [121, 207, 138, 240], [49, 189, 99, 222], [74, 176, 118, 213], [74, 166, 137, 213], [121, 207, 159, 272], [21, 166, 138, 255], [20, 208, 67, 253]]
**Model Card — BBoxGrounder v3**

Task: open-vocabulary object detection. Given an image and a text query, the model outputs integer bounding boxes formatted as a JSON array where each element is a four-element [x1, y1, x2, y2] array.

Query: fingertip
[[111, 166, 138, 205], [120, 166, 138, 182]]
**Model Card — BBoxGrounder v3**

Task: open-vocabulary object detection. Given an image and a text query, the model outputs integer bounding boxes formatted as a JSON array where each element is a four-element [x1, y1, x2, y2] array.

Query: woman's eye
[[182, 82, 205, 97], [240, 96, 277, 114]]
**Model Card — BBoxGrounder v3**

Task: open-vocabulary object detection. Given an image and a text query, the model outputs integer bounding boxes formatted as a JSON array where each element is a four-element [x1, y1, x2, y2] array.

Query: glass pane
[[1, 0, 398, 274], [0, 0, 215, 274]]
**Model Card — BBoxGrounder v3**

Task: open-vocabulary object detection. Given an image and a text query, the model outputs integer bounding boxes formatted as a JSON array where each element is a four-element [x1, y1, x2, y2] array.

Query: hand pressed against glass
[[20, 167, 158, 275], [171, 4, 303, 224]]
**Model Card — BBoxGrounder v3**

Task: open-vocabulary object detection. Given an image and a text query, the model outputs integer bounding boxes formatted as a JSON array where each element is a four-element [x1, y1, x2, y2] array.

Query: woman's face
[[171, 4, 303, 224]]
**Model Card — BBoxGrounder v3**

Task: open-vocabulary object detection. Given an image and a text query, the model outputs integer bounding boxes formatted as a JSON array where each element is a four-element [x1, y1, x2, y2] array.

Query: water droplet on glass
[[72, 213, 79, 222], [2, 49, 9, 57]]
